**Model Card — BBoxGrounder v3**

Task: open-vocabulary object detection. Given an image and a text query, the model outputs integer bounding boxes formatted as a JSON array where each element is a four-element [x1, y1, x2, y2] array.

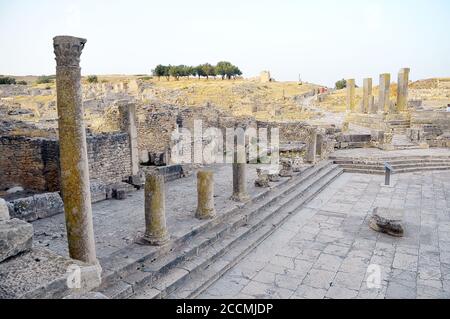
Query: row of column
[[346, 68, 410, 114]]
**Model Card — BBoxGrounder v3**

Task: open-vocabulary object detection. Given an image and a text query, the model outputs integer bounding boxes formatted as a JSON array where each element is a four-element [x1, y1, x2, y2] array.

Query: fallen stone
[[255, 169, 270, 188], [369, 207, 404, 237], [0, 198, 10, 222], [0, 218, 34, 262], [279, 158, 293, 177]]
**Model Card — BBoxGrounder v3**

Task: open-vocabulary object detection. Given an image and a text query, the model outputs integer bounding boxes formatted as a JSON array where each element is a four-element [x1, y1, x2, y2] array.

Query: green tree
[[0, 77, 16, 84], [87, 75, 98, 83], [152, 64, 168, 80], [335, 79, 347, 90], [216, 61, 233, 80]]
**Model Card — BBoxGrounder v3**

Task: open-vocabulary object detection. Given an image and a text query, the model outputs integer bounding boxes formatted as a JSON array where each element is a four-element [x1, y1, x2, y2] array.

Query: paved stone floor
[[199, 171, 450, 299]]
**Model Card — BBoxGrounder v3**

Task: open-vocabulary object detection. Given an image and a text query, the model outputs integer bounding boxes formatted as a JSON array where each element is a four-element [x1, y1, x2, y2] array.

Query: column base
[[195, 208, 217, 220], [137, 233, 170, 246], [231, 193, 250, 203]]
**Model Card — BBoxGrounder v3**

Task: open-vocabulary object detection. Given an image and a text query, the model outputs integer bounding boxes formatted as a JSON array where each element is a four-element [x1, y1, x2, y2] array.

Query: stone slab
[[0, 219, 33, 263]]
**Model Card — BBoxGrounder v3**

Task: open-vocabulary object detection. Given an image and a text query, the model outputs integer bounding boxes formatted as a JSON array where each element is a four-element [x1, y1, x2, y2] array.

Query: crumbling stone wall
[[0, 136, 59, 192], [256, 121, 311, 144], [0, 132, 133, 192]]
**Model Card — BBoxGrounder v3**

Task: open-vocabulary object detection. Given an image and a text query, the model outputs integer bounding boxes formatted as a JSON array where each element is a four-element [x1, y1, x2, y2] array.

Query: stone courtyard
[[199, 171, 450, 299]]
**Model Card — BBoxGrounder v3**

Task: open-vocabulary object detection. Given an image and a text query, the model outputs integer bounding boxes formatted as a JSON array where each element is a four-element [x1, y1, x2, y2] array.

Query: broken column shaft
[[231, 143, 250, 202], [196, 170, 216, 220], [143, 174, 169, 246], [362, 78, 373, 114], [306, 128, 317, 163], [119, 102, 140, 176], [378, 73, 391, 113], [396, 68, 410, 112], [346, 79, 355, 112], [53, 36, 97, 264]]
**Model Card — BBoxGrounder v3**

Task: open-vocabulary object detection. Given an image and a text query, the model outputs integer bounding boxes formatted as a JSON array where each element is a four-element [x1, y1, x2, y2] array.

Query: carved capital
[[53, 36, 87, 67]]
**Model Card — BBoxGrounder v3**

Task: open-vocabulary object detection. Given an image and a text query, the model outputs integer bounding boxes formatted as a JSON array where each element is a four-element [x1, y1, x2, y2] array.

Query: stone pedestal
[[196, 170, 216, 220], [142, 174, 169, 246], [362, 78, 372, 114], [53, 36, 98, 265], [396, 68, 410, 112], [346, 79, 355, 112], [379, 73, 391, 113]]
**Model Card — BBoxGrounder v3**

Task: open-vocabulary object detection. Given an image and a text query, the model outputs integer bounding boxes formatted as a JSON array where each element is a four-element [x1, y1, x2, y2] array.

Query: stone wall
[[0, 136, 59, 192], [411, 111, 450, 131], [0, 132, 133, 193], [256, 121, 311, 144]]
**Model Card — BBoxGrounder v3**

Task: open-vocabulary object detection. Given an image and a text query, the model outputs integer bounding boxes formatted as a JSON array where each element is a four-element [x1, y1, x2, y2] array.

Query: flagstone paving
[[199, 171, 450, 299]]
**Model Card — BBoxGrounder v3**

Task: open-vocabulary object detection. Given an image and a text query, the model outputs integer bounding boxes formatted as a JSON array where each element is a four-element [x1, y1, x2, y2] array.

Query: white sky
[[1, 0, 449, 86]]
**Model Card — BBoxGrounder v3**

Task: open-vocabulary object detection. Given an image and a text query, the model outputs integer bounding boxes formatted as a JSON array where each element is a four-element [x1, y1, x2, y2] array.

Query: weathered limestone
[[378, 73, 391, 113], [362, 78, 372, 114], [316, 133, 324, 158], [118, 101, 140, 177], [53, 36, 97, 265], [0, 219, 33, 263], [142, 174, 169, 245], [231, 140, 250, 202], [0, 198, 9, 222], [306, 128, 317, 163], [255, 168, 270, 188], [279, 158, 294, 177], [196, 170, 216, 220], [396, 68, 410, 112], [369, 207, 404, 237], [346, 79, 356, 112]]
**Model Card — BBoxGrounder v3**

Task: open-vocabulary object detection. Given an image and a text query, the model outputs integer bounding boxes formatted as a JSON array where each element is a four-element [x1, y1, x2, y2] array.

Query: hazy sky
[[1, 0, 449, 86]]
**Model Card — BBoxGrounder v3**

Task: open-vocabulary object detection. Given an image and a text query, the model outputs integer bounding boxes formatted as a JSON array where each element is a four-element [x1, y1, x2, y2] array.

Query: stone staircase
[[95, 161, 343, 299], [331, 156, 450, 175], [387, 120, 410, 134]]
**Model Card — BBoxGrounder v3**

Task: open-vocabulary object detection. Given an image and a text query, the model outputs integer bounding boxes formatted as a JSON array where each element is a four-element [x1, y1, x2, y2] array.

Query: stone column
[[307, 128, 317, 163], [346, 79, 355, 112], [396, 68, 410, 112], [53, 36, 97, 264], [231, 142, 250, 202], [378, 73, 391, 113], [196, 170, 216, 220], [362, 78, 372, 114], [316, 133, 324, 158], [143, 174, 169, 246], [119, 101, 140, 176]]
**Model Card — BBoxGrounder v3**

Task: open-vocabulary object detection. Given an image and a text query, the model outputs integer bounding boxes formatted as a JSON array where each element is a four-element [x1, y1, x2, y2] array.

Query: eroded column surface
[[119, 101, 140, 176], [307, 128, 317, 163], [231, 143, 250, 202], [346, 79, 355, 112], [196, 170, 216, 220], [396, 68, 410, 112], [143, 174, 169, 246], [53, 36, 97, 264], [379, 73, 391, 113], [362, 78, 372, 114]]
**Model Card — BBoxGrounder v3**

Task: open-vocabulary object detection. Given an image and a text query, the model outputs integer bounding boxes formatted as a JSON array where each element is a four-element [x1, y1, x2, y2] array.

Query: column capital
[[53, 35, 87, 67]]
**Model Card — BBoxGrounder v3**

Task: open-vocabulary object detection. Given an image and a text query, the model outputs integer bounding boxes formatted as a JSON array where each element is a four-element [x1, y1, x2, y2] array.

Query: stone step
[[97, 162, 335, 298], [121, 165, 342, 299], [338, 161, 450, 171], [343, 166, 450, 175], [167, 166, 344, 299], [331, 156, 450, 164]]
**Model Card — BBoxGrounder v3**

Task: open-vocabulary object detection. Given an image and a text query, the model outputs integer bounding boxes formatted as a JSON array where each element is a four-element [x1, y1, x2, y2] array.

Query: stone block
[[90, 180, 107, 203], [0, 198, 10, 222], [0, 219, 33, 262], [33, 193, 64, 219], [9, 196, 37, 222], [369, 207, 404, 237]]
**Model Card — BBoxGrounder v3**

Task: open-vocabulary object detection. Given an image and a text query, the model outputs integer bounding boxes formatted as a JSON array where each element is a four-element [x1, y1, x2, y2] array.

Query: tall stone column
[[196, 170, 216, 220], [378, 73, 391, 113], [346, 79, 355, 112], [316, 133, 324, 159], [142, 174, 169, 246], [119, 101, 140, 176], [362, 78, 372, 114], [396, 68, 410, 112], [307, 128, 317, 163], [53, 36, 97, 264]]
